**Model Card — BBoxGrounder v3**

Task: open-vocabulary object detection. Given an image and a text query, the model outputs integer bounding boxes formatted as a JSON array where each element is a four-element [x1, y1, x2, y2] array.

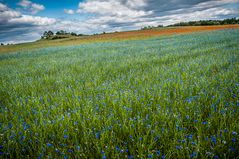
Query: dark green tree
[[42, 31, 54, 39], [56, 30, 66, 35], [70, 32, 77, 36]]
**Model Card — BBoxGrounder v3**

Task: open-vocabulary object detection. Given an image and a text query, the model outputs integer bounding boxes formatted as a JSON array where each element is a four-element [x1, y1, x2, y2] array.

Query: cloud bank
[[0, 2, 55, 44]]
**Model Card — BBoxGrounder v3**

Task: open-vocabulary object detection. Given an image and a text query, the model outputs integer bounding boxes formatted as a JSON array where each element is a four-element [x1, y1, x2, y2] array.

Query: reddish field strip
[[91, 25, 239, 40]]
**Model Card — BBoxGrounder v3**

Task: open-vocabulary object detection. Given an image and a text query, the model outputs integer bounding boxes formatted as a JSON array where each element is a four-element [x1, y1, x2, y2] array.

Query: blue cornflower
[[194, 120, 198, 123], [130, 135, 133, 139], [186, 97, 193, 103], [21, 135, 26, 140], [63, 135, 69, 139], [68, 149, 73, 153], [202, 121, 208, 125], [38, 153, 43, 159], [8, 123, 13, 129], [64, 156, 68, 159], [232, 131, 237, 135], [102, 155, 106, 159], [187, 134, 193, 140], [229, 146, 236, 151], [148, 154, 153, 158], [154, 136, 159, 141], [23, 123, 30, 130], [76, 146, 80, 151], [116, 146, 120, 151], [232, 138, 236, 142], [156, 150, 160, 156], [162, 155, 166, 159], [176, 146, 182, 150], [55, 148, 60, 153], [190, 151, 197, 158], [0, 152, 4, 155], [96, 132, 101, 139], [0, 146, 3, 149], [46, 143, 53, 147], [60, 143, 67, 147], [128, 155, 134, 159], [220, 110, 226, 114], [211, 136, 217, 144], [10, 135, 14, 139], [139, 137, 143, 141], [214, 155, 219, 159], [182, 139, 186, 143], [126, 149, 129, 153]]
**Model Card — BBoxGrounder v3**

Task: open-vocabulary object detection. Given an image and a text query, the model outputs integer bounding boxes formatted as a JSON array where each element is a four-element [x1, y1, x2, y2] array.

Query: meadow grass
[[0, 29, 239, 158]]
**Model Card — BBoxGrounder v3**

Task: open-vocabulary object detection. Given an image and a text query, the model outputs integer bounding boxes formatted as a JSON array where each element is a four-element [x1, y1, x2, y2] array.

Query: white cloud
[[64, 9, 75, 15], [77, 0, 152, 17], [0, 3, 21, 21], [193, 0, 239, 10], [126, 0, 147, 9], [18, 0, 31, 8], [0, 2, 54, 25], [31, 3, 45, 14], [0, 3, 8, 11], [17, 0, 45, 14], [9, 15, 56, 25]]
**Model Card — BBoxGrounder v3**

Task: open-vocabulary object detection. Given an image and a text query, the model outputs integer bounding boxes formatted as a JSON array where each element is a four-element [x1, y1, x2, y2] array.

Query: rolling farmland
[[0, 28, 239, 158], [1, 25, 239, 54]]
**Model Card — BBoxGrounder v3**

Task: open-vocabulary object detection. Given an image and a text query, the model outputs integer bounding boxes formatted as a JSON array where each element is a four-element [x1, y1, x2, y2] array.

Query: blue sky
[[1, 0, 82, 18], [0, 0, 239, 44]]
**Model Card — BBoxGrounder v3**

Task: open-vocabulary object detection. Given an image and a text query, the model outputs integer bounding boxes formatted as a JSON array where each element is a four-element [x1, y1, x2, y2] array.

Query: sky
[[0, 0, 239, 44]]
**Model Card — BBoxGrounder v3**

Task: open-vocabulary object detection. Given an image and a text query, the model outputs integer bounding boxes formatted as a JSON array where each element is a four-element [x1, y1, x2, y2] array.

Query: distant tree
[[70, 32, 77, 36], [42, 31, 54, 39], [103, 31, 106, 34], [1, 43, 4, 46], [48, 31, 54, 37], [42, 31, 47, 39], [56, 30, 67, 35], [141, 26, 156, 30]]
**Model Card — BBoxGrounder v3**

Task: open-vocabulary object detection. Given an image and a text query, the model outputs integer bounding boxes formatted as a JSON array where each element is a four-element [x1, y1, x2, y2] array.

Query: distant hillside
[[1, 25, 239, 54]]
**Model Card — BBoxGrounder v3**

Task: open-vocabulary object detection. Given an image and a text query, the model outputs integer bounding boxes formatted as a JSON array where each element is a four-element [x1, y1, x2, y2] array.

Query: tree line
[[168, 18, 239, 27], [41, 30, 85, 40]]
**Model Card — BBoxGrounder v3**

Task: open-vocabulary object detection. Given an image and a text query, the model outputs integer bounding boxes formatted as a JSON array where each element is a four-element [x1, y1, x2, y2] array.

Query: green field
[[0, 29, 239, 158]]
